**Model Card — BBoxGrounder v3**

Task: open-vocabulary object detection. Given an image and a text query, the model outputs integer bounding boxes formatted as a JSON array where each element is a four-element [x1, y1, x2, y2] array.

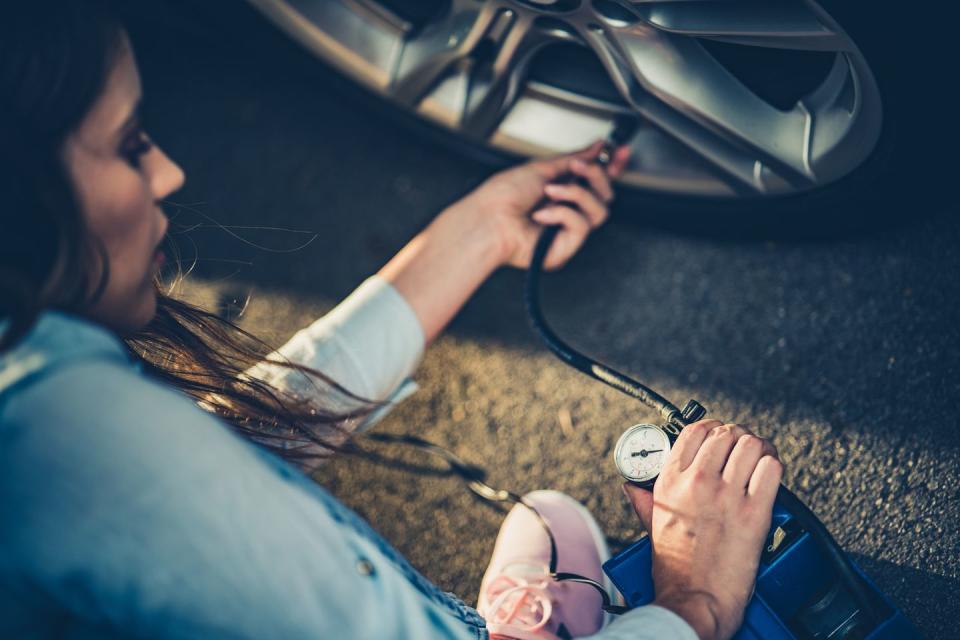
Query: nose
[[147, 143, 185, 201]]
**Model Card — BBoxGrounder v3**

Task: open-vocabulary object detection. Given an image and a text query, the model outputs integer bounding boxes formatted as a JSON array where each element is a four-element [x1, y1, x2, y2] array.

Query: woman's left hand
[[449, 140, 632, 270]]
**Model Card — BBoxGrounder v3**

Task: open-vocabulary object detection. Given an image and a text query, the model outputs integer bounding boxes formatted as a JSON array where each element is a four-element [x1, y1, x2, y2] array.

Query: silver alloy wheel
[[247, 0, 882, 198]]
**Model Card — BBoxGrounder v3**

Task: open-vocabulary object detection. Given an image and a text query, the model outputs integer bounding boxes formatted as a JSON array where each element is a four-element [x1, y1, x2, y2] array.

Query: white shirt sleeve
[[587, 605, 700, 640], [245, 276, 425, 433]]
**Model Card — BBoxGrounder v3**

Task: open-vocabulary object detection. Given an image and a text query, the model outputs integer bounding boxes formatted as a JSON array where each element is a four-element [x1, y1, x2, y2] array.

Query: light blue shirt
[[0, 277, 695, 639]]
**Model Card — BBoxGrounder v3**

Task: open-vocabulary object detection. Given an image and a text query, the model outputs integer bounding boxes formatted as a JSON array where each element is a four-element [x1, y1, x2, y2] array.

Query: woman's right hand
[[623, 420, 783, 640]]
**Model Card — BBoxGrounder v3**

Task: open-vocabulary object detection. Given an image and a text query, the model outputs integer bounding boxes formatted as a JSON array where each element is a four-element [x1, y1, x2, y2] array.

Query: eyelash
[[121, 128, 153, 169]]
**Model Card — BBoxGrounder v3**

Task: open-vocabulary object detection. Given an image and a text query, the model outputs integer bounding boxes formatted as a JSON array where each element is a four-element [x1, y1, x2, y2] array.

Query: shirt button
[[356, 558, 376, 577]]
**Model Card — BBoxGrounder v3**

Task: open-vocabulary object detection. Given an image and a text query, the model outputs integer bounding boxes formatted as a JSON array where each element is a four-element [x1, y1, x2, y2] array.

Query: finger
[[690, 423, 751, 474], [766, 439, 780, 461], [721, 434, 775, 490], [569, 158, 614, 203], [543, 182, 608, 228], [530, 206, 591, 269], [532, 141, 605, 181], [668, 419, 724, 470], [747, 456, 783, 505], [608, 145, 632, 178], [623, 483, 654, 533]]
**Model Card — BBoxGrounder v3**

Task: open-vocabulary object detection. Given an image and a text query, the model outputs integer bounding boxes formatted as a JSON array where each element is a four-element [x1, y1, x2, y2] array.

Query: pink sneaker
[[477, 490, 613, 640]]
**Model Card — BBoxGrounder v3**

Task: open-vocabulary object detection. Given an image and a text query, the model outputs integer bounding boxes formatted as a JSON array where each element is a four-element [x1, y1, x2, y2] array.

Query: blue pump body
[[603, 499, 919, 639]]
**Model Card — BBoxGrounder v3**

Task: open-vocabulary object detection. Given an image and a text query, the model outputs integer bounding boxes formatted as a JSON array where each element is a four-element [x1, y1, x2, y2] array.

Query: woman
[[0, 2, 783, 639]]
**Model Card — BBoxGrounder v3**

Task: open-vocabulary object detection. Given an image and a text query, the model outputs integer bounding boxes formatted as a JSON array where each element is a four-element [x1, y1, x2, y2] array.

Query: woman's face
[[63, 34, 184, 334]]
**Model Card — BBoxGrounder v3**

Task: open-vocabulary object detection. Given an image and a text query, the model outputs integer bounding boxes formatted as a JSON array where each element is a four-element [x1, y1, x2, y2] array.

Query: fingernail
[[544, 183, 563, 194], [571, 158, 587, 170]]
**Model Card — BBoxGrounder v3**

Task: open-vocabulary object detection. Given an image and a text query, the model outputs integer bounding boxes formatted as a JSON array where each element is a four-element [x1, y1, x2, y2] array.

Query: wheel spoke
[[461, 15, 558, 139], [391, 3, 560, 140], [341, 0, 413, 34], [390, 0, 500, 108], [576, 20, 819, 190], [631, 0, 850, 51]]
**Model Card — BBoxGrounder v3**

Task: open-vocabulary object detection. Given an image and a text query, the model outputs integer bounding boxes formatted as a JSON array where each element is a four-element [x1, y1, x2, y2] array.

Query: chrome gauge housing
[[614, 423, 673, 486]]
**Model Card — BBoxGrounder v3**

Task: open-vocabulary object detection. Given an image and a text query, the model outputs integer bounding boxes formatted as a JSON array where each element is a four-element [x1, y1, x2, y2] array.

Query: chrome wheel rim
[[248, 0, 883, 198]]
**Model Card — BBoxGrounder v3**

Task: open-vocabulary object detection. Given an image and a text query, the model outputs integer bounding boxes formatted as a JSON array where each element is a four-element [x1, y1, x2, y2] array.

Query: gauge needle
[[631, 449, 663, 457]]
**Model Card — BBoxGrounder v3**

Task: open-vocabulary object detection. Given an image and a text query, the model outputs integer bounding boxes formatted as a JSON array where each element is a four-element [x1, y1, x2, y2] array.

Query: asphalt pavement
[[130, 9, 958, 638]]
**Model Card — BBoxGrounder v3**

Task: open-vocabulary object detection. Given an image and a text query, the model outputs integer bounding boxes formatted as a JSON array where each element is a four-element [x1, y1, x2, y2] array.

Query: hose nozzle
[[597, 115, 640, 167]]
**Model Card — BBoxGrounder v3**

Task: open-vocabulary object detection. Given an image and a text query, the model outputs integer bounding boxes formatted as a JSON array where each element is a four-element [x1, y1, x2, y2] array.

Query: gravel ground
[[130, 9, 958, 638]]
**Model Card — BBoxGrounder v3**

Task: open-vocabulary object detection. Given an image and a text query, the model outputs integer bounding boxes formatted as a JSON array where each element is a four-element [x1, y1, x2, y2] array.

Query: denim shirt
[[0, 280, 485, 639]]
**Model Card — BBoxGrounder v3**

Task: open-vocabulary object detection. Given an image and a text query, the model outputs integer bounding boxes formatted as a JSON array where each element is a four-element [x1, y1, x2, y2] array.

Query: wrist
[[378, 201, 507, 344], [436, 199, 512, 269], [654, 590, 724, 640]]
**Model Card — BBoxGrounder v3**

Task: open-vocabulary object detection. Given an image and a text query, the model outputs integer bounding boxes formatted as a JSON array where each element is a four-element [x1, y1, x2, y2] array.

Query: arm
[[248, 142, 630, 425], [245, 275, 424, 409], [380, 140, 632, 344]]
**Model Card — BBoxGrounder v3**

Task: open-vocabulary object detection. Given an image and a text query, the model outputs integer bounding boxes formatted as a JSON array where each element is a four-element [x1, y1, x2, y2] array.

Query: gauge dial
[[614, 424, 671, 484]]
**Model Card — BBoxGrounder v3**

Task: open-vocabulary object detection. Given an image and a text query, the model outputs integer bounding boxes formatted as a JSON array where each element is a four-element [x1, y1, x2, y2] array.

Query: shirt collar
[[0, 311, 131, 394]]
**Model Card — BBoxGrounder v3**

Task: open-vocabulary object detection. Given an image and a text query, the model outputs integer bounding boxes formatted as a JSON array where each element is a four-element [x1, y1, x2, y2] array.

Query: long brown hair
[[0, 0, 368, 467]]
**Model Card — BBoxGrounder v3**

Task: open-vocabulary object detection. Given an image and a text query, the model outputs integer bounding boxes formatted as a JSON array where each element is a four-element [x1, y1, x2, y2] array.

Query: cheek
[[86, 175, 162, 331], [81, 169, 157, 277]]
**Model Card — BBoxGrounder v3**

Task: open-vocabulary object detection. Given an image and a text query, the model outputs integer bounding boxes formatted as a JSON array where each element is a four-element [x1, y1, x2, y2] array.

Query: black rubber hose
[[524, 224, 687, 429], [524, 225, 881, 629]]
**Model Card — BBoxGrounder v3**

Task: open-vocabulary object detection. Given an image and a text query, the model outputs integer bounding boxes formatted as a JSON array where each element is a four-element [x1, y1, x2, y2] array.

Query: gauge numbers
[[615, 424, 671, 484]]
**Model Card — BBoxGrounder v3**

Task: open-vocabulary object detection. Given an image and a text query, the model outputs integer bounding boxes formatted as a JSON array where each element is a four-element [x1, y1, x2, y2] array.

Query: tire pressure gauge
[[614, 424, 677, 487]]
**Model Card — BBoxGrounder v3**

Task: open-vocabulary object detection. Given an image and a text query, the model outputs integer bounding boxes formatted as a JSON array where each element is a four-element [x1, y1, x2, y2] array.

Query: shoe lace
[[482, 565, 556, 634]]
